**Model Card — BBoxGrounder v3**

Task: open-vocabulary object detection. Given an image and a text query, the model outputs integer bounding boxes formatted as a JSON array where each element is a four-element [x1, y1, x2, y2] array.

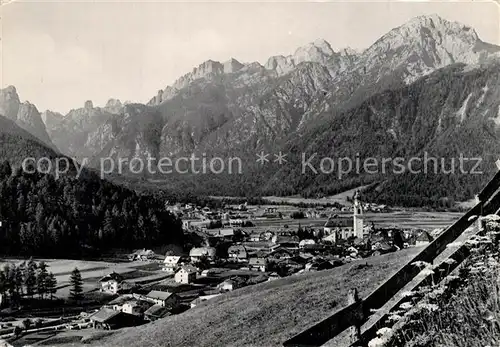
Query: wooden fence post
[[347, 288, 362, 345], [475, 195, 483, 232]]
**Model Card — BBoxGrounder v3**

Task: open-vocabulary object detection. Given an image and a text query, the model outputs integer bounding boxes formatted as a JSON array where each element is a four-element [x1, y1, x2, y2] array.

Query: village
[[90, 193, 436, 328], [0, 193, 441, 344], [0, 192, 443, 347]]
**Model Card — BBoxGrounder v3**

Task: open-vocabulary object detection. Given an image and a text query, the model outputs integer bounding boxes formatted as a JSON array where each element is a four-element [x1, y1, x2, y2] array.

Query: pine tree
[[24, 259, 37, 297], [69, 268, 83, 301], [0, 161, 12, 179], [36, 261, 48, 299], [7, 265, 20, 304], [45, 272, 57, 300], [103, 210, 114, 238], [14, 263, 24, 296], [35, 203, 46, 232], [0, 269, 6, 299]]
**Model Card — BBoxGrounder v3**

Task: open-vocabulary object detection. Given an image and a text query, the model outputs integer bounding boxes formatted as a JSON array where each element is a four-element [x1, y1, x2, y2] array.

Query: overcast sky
[[1, 0, 499, 114]]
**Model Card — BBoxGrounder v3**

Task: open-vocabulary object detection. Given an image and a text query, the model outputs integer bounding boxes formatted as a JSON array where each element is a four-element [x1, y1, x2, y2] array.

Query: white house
[[299, 239, 316, 248], [267, 272, 281, 281], [162, 256, 183, 272], [174, 265, 198, 284], [217, 277, 246, 292], [122, 301, 150, 316], [99, 272, 124, 294]]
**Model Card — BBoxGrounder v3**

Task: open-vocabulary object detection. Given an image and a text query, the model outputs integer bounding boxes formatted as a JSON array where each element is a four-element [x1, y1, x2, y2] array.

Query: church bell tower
[[353, 191, 364, 239]]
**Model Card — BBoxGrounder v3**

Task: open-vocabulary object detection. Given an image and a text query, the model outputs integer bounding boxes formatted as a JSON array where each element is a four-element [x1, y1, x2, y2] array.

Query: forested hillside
[[262, 62, 500, 207], [0, 160, 183, 257]]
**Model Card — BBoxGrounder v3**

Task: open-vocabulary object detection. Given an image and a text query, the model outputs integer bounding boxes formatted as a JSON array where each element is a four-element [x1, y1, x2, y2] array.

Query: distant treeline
[[0, 160, 183, 257]]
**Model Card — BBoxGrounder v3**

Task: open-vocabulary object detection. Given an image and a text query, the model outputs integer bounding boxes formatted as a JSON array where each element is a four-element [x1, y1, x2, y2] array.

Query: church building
[[322, 191, 364, 244]]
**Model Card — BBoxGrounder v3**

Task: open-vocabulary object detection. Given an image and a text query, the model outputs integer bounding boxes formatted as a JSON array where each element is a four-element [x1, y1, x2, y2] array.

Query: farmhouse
[[189, 247, 217, 262], [228, 245, 248, 260], [217, 277, 246, 292], [249, 257, 267, 272], [144, 290, 179, 307], [218, 228, 235, 238], [144, 305, 171, 321], [99, 272, 124, 294], [299, 239, 315, 248], [106, 294, 133, 311], [162, 255, 187, 272], [175, 265, 198, 284], [268, 248, 295, 261], [272, 234, 299, 248], [259, 231, 275, 241], [243, 241, 279, 252], [122, 300, 152, 316], [129, 249, 156, 261], [89, 308, 141, 330], [267, 272, 281, 281]]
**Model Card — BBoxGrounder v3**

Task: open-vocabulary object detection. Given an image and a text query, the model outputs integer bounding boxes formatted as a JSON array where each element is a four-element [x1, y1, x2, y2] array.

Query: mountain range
[[1, 14, 499, 206]]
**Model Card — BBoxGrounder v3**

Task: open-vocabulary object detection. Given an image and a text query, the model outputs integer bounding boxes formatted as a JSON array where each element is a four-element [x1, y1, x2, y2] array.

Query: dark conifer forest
[[0, 160, 183, 257]]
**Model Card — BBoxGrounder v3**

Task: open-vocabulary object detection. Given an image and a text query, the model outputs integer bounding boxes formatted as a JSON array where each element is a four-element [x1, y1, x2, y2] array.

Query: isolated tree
[[69, 268, 83, 301], [45, 272, 57, 300], [36, 261, 49, 299]]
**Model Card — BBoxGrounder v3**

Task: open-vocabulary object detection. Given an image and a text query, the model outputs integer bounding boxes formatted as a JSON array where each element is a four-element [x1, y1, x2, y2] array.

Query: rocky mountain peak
[[104, 98, 123, 114], [0, 85, 21, 120], [265, 39, 336, 75], [2, 85, 18, 95], [359, 14, 498, 83], [84, 100, 94, 109], [264, 55, 295, 75], [411, 14, 479, 40], [223, 58, 244, 73], [106, 98, 122, 108], [18, 102, 40, 119], [339, 47, 359, 57], [293, 39, 334, 64], [372, 14, 481, 52], [193, 60, 224, 76], [16, 102, 54, 147], [0, 86, 54, 148], [41, 110, 63, 128]]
